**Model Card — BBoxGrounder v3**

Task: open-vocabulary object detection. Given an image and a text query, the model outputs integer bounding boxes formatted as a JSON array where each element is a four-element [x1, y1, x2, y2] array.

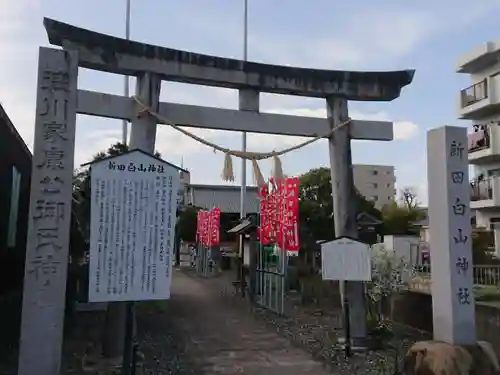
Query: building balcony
[[457, 40, 500, 74], [458, 77, 500, 119], [468, 124, 500, 164], [470, 177, 500, 209]]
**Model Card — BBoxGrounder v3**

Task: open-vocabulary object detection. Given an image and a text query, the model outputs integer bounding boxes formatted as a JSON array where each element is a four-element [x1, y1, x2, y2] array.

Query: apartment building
[[353, 164, 396, 209], [459, 39, 500, 257]]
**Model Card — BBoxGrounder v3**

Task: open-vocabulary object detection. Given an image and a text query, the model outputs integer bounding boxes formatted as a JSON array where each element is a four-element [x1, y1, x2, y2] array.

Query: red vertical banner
[[196, 211, 202, 242], [277, 180, 286, 248], [200, 210, 210, 247], [210, 208, 221, 246], [283, 177, 299, 252], [268, 179, 276, 244], [258, 184, 270, 245]]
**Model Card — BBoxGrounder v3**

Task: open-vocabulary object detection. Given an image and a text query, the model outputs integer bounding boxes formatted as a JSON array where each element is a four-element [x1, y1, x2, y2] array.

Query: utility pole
[[102, 0, 132, 361], [239, 0, 248, 221], [122, 0, 131, 145], [238, 0, 250, 288]]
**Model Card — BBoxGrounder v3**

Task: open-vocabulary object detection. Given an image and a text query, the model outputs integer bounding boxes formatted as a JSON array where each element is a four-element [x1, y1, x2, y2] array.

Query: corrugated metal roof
[[188, 184, 259, 213]]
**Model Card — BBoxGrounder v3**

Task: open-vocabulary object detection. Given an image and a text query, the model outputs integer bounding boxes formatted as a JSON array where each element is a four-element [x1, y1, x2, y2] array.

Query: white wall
[[383, 235, 420, 265]]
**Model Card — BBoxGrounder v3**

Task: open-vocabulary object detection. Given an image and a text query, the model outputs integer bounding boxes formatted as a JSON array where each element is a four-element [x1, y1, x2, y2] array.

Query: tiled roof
[[188, 184, 259, 214]]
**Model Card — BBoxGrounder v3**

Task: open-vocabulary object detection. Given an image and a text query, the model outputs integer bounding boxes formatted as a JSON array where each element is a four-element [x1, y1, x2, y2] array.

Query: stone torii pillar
[[238, 89, 260, 289], [327, 96, 367, 346]]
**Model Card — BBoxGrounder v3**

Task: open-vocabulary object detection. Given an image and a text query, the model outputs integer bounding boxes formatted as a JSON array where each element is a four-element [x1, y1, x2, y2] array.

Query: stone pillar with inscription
[[18, 47, 79, 375], [326, 96, 368, 346], [427, 126, 476, 345]]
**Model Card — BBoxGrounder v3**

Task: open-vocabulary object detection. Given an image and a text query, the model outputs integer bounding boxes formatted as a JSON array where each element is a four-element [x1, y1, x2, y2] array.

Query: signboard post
[[427, 126, 476, 345], [320, 236, 372, 353], [87, 149, 180, 303], [87, 149, 180, 374]]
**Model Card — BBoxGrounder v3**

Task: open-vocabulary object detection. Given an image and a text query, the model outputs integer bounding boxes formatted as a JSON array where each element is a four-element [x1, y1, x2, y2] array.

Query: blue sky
[[2, 0, 500, 205]]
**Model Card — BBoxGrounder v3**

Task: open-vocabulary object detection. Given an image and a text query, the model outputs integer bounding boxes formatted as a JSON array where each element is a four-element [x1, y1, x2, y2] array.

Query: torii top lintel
[[44, 18, 415, 101]]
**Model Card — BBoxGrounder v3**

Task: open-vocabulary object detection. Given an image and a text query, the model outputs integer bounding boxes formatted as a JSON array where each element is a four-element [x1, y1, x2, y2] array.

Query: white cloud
[[242, 1, 500, 70], [0, 0, 42, 151]]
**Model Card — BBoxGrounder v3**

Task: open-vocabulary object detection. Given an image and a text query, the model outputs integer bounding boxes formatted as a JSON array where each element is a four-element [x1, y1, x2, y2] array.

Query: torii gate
[[18, 18, 414, 375]]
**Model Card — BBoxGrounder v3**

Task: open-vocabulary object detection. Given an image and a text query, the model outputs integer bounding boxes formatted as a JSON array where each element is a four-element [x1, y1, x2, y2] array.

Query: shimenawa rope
[[132, 96, 351, 185]]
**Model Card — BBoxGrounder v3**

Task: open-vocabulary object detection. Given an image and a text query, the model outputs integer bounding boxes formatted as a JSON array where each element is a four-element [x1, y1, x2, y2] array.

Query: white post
[[18, 47, 79, 375], [239, 0, 249, 222], [326, 96, 367, 346], [427, 126, 476, 345], [122, 0, 131, 145]]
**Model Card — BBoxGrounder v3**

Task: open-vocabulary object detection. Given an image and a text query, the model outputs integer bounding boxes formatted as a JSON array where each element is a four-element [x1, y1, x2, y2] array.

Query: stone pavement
[[164, 269, 333, 375]]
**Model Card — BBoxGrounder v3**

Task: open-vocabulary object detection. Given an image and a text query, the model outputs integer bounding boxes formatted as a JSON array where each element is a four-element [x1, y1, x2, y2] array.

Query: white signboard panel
[[88, 150, 179, 302], [321, 237, 372, 281]]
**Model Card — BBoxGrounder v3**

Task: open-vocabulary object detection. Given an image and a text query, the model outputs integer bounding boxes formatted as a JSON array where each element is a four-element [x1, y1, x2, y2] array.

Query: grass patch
[[474, 285, 500, 302]]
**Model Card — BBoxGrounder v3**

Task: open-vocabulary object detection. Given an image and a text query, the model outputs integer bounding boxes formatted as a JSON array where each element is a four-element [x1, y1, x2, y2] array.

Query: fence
[[409, 262, 500, 294]]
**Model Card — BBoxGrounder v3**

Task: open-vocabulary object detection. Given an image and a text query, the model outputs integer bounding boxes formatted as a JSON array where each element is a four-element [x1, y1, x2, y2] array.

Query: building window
[[387, 183, 391, 188], [370, 195, 378, 202], [8, 166, 21, 247], [372, 183, 378, 188], [371, 170, 378, 175]]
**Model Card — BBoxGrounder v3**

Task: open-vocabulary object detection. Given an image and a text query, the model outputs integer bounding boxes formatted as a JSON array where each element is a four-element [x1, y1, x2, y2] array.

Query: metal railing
[[470, 177, 493, 201], [411, 263, 500, 286], [461, 79, 488, 108], [468, 128, 490, 152]]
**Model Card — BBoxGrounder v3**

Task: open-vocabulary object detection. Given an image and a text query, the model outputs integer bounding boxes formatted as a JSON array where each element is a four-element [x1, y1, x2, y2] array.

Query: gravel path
[[187, 269, 432, 375], [2, 268, 431, 375], [144, 269, 333, 375]]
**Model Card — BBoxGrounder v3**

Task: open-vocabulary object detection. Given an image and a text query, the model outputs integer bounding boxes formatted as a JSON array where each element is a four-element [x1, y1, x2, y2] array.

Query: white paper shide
[[88, 150, 179, 302], [321, 236, 372, 281]]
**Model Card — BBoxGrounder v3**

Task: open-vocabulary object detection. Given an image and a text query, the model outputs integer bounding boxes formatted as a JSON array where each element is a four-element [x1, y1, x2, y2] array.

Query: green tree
[[298, 167, 382, 252], [176, 206, 198, 242], [381, 187, 425, 235]]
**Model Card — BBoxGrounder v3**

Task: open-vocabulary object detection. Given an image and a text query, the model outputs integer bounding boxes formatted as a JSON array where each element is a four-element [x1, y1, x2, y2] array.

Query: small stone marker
[[427, 125, 476, 345]]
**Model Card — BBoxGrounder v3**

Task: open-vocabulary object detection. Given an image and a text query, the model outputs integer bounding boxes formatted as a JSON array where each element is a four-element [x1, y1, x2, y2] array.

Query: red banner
[[209, 208, 221, 247], [257, 184, 271, 245], [196, 208, 221, 247], [257, 177, 299, 252], [283, 177, 299, 252]]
